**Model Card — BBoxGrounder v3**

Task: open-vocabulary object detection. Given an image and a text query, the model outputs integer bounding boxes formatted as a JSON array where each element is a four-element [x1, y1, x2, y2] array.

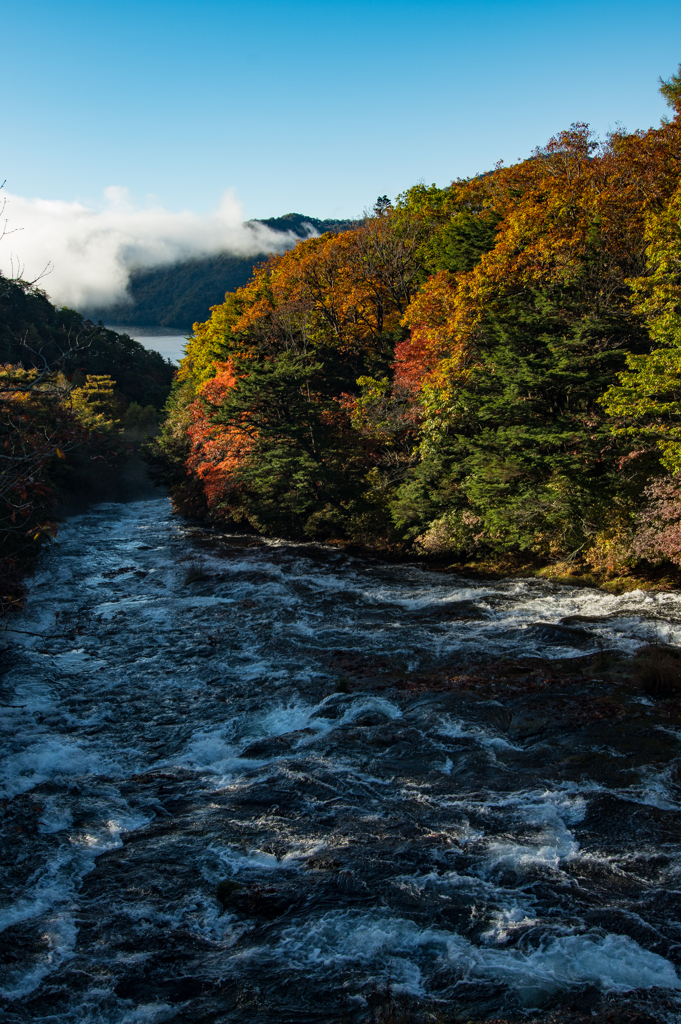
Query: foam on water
[[434, 715, 521, 751], [470, 932, 681, 1005], [1, 733, 112, 801], [0, 805, 150, 1000], [272, 911, 680, 1006]]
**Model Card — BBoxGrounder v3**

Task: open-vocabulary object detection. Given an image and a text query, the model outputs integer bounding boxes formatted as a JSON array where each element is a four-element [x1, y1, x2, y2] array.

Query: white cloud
[[0, 188, 304, 309]]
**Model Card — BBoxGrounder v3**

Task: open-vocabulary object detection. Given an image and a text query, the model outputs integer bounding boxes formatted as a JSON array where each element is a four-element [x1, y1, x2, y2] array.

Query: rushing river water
[[4, 498, 681, 1023]]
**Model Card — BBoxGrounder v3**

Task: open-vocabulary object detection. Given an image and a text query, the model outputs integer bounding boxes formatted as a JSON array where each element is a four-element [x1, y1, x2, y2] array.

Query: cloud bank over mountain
[[0, 188, 302, 309]]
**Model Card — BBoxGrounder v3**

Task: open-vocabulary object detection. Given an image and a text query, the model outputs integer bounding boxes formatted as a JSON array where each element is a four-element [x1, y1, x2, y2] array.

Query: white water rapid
[[3, 497, 681, 1023]]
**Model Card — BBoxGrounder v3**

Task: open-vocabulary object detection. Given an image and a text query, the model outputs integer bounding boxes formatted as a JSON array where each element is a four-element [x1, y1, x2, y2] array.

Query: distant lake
[[105, 325, 188, 364]]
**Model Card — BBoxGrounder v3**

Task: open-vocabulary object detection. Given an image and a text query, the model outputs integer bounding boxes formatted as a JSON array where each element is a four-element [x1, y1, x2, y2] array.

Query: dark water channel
[[4, 498, 681, 1022]]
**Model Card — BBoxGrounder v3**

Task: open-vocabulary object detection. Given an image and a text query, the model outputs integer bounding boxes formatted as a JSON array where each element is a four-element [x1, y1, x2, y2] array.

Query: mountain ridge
[[83, 213, 361, 332]]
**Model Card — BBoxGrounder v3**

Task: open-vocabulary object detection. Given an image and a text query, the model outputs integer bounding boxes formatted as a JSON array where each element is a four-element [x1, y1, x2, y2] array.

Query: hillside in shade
[[84, 214, 360, 331]]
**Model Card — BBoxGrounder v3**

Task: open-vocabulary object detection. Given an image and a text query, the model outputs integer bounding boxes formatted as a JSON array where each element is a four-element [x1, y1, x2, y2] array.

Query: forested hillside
[[1, 278, 175, 407], [0, 276, 175, 610], [87, 213, 360, 330], [149, 69, 681, 583]]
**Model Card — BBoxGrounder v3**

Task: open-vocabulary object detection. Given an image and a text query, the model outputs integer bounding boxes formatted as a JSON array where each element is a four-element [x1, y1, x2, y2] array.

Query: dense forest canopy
[[84, 214, 361, 330], [148, 68, 681, 579]]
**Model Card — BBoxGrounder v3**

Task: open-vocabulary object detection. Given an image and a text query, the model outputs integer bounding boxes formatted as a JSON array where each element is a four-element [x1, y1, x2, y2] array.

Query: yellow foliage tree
[[70, 375, 121, 432], [601, 184, 681, 471]]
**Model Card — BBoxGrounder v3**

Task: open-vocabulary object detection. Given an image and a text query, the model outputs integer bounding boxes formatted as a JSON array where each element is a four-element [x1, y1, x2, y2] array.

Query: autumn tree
[[154, 67, 681, 569], [151, 214, 425, 539]]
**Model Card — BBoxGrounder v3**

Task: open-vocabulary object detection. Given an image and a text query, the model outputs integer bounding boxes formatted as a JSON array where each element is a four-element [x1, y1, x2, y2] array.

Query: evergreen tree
[[393, 289, 651, 556]]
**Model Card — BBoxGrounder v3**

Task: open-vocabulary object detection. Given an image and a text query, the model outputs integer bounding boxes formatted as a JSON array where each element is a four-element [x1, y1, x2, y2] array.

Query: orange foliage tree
[[398, 119, 681, 397], [185, 360, 254, 516]]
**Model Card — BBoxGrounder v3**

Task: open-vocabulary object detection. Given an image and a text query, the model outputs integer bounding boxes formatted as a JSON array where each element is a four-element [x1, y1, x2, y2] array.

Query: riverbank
[[428, 554, 681, 595], [240, 530, 681, 597]]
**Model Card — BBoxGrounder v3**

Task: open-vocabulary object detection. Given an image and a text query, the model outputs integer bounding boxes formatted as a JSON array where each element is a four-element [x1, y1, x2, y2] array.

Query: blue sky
[[4, 0, 681, 220]]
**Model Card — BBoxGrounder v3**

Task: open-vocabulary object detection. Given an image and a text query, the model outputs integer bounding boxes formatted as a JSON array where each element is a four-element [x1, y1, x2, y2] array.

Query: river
[[3, 497, 681, 1023]]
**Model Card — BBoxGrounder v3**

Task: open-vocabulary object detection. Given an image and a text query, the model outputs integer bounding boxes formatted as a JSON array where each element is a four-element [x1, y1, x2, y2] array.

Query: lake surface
[[106, 326, 188, 364], [3, 498, 681, 1022]]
